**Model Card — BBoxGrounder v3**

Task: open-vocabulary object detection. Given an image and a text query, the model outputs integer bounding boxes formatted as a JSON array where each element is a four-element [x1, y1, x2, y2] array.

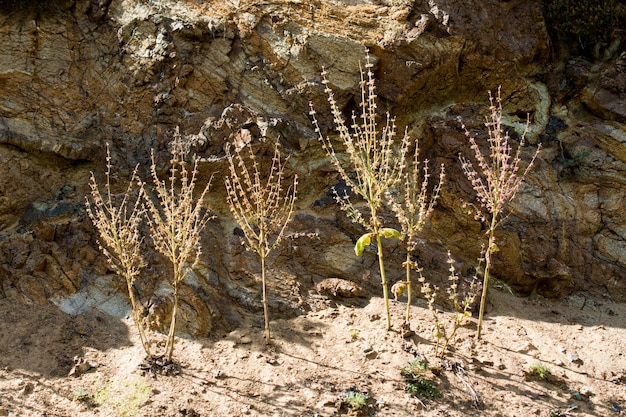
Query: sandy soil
[[1, 288, 625, 417]]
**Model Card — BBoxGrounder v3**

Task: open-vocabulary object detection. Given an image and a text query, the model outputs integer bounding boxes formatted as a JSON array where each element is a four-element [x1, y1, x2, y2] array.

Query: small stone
[[266, 357, 280, 366], [365, 350, 378, 359], [368, 313, 380, 322], [362, 345, 373, 353], [19, 382, 34, 396], [568, 353, 583, 365]]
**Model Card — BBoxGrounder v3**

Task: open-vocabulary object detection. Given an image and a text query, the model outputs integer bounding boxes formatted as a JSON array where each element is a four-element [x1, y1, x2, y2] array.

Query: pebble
[[365, 350, 378, 359], [19, 382, 34, 396]]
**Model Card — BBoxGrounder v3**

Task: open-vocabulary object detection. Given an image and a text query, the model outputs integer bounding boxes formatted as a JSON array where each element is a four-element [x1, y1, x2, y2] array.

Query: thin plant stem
[[476, 213, 498, 339], [165, 282, 180, 361], [125, 279, 152, 357], [405, 251, 412, 323], [374, 229, 391, 330], [261, 251, 270, 343]]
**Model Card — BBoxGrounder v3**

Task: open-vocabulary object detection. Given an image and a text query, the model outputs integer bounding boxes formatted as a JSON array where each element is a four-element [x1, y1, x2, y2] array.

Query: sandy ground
[[1, 287, 625, 417]]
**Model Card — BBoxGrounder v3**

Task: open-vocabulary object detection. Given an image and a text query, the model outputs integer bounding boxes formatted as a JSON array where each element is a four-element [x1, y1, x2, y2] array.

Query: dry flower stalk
[[419, 251, 478, 357], [309, 51, 409, 330], [86, 145, 152, 357], [459, 88, 541, 339], [389, 141, 445, 326], [143, 128, 214, 361], [224, 139, 297, 344]]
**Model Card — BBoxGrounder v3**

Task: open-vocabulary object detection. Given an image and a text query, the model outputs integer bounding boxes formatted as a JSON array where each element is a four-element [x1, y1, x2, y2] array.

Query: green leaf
[[355, 233, 372, 256], [380, 228, 402, 239]]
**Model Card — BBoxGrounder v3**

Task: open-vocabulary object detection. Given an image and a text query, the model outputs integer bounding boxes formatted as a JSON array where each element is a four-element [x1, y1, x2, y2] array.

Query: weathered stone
[[316, 278, 368, 299], [0, 0, 625, 339]]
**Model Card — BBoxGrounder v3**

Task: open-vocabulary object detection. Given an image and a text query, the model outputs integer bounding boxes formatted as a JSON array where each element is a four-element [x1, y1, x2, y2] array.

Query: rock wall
[[0, 0, 624, 335]]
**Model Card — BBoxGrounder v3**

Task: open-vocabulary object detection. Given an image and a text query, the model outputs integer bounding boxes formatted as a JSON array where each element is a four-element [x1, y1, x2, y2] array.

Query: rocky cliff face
[[0, 0, 624, 335]]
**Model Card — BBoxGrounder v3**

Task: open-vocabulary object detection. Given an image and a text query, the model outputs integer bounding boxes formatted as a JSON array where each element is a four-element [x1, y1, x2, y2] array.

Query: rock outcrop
[[0, 0, 624, 335]]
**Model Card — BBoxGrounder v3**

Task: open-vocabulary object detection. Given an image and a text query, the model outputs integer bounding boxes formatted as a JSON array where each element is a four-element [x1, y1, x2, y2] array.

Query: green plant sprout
[[459, 88, 540, 339], [224, 139, 297, 344], [400, 359, 440, 399], [310, 51, 409, 330], [85, 145, 152, 358], [349, 328, 360, 342], [389, 140, 445, 326], [112, 376, 151, 417], [73, 383, 110, 408], [344, 390, 368, 410], [144, 128, 214, 361], [528, 362, 551, 380], [419, 251, 478, 357]]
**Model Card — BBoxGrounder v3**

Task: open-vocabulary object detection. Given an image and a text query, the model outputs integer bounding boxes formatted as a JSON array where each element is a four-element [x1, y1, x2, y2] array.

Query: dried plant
[[224, 140, 297, 344], [419, 252, 478, 357], [459, 88, 541, 339], [309, 51, 409, 330], [85, 146, 152, 357], [143, 128, 214, 362], [389, 141, 445, 326]]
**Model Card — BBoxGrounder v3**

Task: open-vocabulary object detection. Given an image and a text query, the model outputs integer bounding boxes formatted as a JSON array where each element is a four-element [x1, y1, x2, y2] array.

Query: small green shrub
[[401, 359, 440, 399], [558, 150, 590, 179], [113, 377, 151, 417], [73, 388, 92, 403], [349, 328, 360, 342], [344, 390, 368, 410], [73, 384, 109, 407], [528, 362, 551, 380]]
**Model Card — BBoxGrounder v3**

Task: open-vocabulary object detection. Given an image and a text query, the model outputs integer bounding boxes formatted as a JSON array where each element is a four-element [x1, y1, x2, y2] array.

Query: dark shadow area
[[486, 287, 626, 329], [0, 298, 131, 377]]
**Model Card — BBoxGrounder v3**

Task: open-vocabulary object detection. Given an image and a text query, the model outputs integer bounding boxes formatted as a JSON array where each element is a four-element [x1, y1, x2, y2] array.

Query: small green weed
[[113, 376, 151, 417], [73, 384, 109, 408], [344, 390, 368, 410], [73, 388, 92, 403], [401, 359, 440, 399], [349, 328, 359, 342], [528, 362, 551, 380]]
